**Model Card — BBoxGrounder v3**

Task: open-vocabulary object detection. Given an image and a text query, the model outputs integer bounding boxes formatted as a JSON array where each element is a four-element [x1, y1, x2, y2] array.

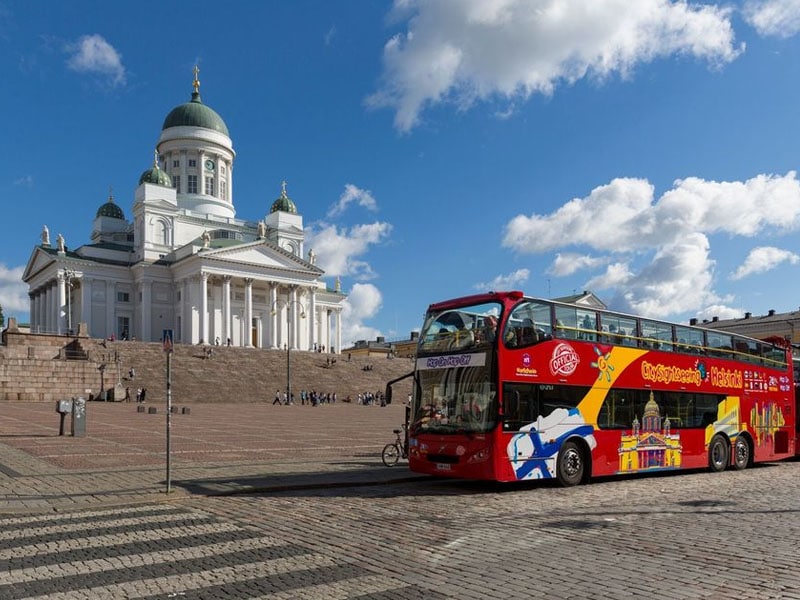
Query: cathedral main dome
[[162, 91, 229, 136]]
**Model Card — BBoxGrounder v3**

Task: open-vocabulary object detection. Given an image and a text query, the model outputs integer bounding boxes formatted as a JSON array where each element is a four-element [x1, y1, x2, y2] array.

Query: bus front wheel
[[556, 441, 585, 487], [708, 435, 729, 472]]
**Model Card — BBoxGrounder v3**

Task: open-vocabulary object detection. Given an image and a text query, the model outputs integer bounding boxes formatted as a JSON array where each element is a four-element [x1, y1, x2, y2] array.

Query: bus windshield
[[413, 300, 501, 434], [418, 301, 501, 353]]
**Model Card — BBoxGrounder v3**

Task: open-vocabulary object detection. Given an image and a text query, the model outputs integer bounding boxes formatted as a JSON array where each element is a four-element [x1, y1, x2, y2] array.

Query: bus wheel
[[732, 436, 750, 471], [556, 441, 584, 487], [708, 435, 729, 472]]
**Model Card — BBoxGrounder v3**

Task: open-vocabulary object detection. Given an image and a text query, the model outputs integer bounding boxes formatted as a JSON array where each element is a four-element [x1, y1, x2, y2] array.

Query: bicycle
[[381, 425, 408, 467]]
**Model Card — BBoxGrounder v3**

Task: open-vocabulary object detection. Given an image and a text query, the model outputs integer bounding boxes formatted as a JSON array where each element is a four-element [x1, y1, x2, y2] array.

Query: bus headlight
[[467, 447, 491, 463]]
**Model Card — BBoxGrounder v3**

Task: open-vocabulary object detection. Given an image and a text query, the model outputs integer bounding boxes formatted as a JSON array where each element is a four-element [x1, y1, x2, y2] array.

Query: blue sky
[[2, 0, 800, 346]]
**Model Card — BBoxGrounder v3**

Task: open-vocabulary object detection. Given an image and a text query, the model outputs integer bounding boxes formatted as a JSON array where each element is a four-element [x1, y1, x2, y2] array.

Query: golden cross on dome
[[192, 65, 200, 93], [281, 180, 288, 196], [153, 148, 159, 167]]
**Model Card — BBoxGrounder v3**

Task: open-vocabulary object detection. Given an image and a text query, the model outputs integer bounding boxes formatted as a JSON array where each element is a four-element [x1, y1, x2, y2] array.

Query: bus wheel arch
[[556, 437, 592, 487], [732, 433, 752, 470], [708, 434, 730, 472]]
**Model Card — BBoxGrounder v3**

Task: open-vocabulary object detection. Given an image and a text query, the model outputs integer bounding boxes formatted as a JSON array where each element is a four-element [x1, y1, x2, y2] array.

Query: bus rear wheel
[[708, 435, 729, 472], [556, 441, 585, 487], [732, 436, 750, 470]]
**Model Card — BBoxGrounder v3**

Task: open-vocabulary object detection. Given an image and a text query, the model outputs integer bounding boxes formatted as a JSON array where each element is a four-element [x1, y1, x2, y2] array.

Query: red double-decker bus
[[389, 291, 795, 486]]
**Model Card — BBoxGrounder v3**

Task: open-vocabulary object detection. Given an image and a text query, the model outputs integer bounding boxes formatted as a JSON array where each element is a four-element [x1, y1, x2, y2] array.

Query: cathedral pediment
[[198, 240, 323, 274], [22, 247, 57, 281]]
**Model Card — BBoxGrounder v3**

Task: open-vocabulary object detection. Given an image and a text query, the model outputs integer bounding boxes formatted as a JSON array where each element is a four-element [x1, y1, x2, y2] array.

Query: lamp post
[[271, 299, 306, 404]]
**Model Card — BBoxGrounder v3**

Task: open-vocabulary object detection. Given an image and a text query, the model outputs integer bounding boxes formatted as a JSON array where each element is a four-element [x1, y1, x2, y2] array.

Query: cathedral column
[[32, 289, 40, 332], [269, 282, 278, 349], [141, 280, 152, 342], [106, 281, 115, 338], [81, 278, 92, 334], [28, 292, 35, 332], [200, 272, 209, 344], [43, 283, 51, 333], [180, 279, 189, 344], [213, 154, 220, 198], [289, 285, 299, 350], [180, 150, 187, 193], [57, 272, 67, 334], [228, 162, 233, 204], [244, 278, 253, 347], [222, 275, 232, 345], [308, 288, 316, 351], [335, 309, 342, 354]]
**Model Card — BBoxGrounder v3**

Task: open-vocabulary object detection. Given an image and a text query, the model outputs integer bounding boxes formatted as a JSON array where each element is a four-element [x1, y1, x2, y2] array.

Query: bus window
[[599, 314, 638, 346], [554, 306, 578, 339], [706, 331, 733, 359], [502, 382, 589, 431], [503, 300, 552, 348], [597, 389, 634, 429], [576, 309, 597, 341], [675, 326, 704, 354], [640, 320, 674, 352]]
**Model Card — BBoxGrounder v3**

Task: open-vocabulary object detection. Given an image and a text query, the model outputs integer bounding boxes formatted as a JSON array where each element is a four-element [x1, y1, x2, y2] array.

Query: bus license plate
[[435, 463, 451, 471]]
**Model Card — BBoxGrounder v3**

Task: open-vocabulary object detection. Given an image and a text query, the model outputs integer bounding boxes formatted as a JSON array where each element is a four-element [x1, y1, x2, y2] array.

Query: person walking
[[273, 390, 282, 405]]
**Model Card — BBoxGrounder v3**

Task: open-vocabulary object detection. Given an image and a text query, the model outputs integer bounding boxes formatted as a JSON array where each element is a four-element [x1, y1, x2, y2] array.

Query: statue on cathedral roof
[[56, 233, 65, 253], [41, 225, 50, 247]]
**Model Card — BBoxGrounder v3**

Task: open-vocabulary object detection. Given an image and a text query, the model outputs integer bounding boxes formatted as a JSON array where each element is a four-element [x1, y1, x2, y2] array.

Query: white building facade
[[23, 71, 345, 352]]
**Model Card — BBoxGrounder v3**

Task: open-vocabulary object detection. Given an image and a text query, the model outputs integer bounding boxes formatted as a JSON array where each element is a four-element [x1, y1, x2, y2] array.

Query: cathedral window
[[188, 159, 197, 167], [205, 176, 214, 196], [157, 220, 168, 245], [117, 291, 130, 303], [187, 175, 198, 194], [221, 180, 227, 201], [172, 160, 179, 168], [173, 175, 181, 193]]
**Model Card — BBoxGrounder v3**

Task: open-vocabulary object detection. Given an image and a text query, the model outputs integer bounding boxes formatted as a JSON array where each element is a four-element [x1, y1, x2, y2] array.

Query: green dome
[[139, 165, 173, 187], [270, 184, 297, 214], [96, 197, 125, 219], [162, 91, 229, 136]]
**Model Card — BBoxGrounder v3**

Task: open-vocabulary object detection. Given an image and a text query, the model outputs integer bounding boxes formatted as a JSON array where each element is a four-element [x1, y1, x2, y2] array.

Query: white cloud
[[65, 34, 126, 86], [368, 0, 740, 131], [549, 253, 608, 276], [743, 0, 800, 38], [341, 283, 383, 347], [0, 264, 29, 317], [614, 234, 718, 318], [501, 171, 800, 320], [327, 184, 378, 218], [731, 246, 800, 280], [13, 175, 33, 187], [584, 261, 634, 291], [305, 221, 392, 280], [474, 268, 530, 291]]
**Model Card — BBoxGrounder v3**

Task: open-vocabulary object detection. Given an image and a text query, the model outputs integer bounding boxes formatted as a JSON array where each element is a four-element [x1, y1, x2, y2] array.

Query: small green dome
[[270, 182, 297, 214], [139, 165, 173, 187], [162, 91, 229, 136], [96, 196, 125, 219]]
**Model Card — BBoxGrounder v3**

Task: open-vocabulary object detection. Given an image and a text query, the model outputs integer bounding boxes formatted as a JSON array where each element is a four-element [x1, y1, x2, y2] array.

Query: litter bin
[[56, 399, 73, 436], [71, 397, 87, 437]]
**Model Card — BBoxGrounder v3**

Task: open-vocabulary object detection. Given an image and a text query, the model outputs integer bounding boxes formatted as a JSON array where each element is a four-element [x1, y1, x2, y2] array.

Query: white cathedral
[[22, 69, 345, 352]]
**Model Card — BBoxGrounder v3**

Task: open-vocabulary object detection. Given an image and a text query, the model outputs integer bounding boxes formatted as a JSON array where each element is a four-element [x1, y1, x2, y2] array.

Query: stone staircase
[[0, 330, 415, 404]]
